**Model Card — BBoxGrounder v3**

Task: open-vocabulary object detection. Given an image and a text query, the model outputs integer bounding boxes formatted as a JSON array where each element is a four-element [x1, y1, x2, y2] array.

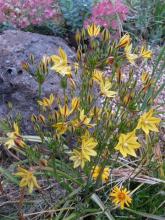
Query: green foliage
[[0, 23, 14, 33], [129, 184, 165, 218], [124, 0, 165, 44], [46, 22, 66, 37], [59, 0, 93, 32]]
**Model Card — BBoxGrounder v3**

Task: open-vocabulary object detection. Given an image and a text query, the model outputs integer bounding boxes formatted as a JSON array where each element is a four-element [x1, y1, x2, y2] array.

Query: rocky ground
[[0, 30, 76, 132]]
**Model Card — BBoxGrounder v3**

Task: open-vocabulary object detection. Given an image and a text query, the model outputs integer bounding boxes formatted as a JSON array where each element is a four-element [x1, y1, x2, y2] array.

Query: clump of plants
[[0, 24, 165, 219], [59, 0, 93, 33], [0, 0, 61, 28], [124, 0, 165, 44]]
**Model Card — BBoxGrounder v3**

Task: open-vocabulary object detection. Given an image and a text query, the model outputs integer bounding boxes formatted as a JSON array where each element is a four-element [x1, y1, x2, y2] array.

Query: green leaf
[[63, 213, 78, 220], [0, 166, 18, 184], [125, 208, 165, 220], [140, 87, 153, 111], [153, 82, 165, 99], [91, 193, 115, 220], [152, 46, 165, 77]]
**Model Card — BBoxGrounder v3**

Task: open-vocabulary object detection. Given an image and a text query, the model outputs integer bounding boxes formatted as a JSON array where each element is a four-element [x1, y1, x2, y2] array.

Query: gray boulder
[[0, 30, 76, 132]]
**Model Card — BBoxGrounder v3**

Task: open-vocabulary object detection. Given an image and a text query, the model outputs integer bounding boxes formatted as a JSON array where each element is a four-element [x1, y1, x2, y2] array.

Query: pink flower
[[84, 0, 129, 37], [0, 0, 60, 28]]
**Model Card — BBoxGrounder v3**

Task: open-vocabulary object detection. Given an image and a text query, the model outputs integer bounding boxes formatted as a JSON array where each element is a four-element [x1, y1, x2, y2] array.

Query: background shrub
[[59, 0, 93, 33], [124, 0, 165, 44], [0, 0, 61, 28]]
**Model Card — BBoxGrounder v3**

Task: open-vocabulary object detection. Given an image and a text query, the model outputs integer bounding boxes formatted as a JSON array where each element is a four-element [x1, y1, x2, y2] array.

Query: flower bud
[[31, 114, 37, 123], [108, 56, 114, 65], [115, 68, 122, 83], [29, 54, 35, 64], [39, 159, 48, 167], [87, 95, 93, 104], [38, 114, 45, 124], [22, 62, 30, 72], [77, 47, 82, 61], [81, 28, 86, 39], [69, 78, 76, 90], [101, 28, 110, 42], [123, 94, 131, 105], [75, 30, 81, 44]]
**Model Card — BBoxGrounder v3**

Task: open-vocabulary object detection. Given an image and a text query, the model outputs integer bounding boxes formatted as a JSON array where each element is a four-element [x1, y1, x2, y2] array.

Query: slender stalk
[[146, 134, 151, 162], [38, 83, 42, 99]]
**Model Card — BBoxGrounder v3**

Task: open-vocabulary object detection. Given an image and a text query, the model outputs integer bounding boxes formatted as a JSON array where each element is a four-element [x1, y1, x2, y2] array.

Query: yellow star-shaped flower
[[115, 131, 140, 157], [140, 46, 152, 59], [100, 81, 117, 98], [51, 48, 72, 77], [136, 109, 161, 135], [15, 167, 40, 194], [5, 122, 25, 149]]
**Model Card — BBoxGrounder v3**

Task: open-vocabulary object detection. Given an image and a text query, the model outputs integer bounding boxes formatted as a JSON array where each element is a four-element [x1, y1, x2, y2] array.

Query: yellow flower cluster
[[71, 109, 95, 129], [53, 100, 96, 137], [52, 98, 96, 136], [38, 93, 54, 110], [92, 165, 110, 183], [58, 97, 80, 118], [93, 69, 117, 98], [2, 24, 162, 215], [116, 33, 152, 65], [86, 25, 152, 66]]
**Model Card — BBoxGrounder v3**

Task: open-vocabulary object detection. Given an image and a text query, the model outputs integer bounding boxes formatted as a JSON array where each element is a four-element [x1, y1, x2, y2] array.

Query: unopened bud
[[81, 28, 86, 38], [101, 28, 110, 42], [69, 78, 76, 90], [38, 114, 45, 124], [123, 94, 131, 105], [108, 56, 114, 65], [87, 95, 93, 104], [75, 30, 81, 44], [39, 159, 48, 167], [116, 69, 122, 83], [77, 47, 82, 61], [29, 54, 35, 64], [22, 62, 30, 72], [31, 114, 37, 123]]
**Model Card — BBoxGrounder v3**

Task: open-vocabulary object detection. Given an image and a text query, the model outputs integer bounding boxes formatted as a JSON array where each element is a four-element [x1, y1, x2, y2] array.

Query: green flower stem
[[146, 134, 152, 162], [38, 83, 42, 99]]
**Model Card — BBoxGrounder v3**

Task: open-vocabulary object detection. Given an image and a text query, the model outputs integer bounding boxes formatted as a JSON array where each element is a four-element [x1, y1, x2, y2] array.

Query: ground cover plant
[[124, 0, 165, 44], [0, 23, 165, 220], [0, 0, 61, 28]]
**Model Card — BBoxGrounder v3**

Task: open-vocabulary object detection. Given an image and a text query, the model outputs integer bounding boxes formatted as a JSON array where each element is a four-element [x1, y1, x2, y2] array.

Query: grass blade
[[0, 166, 18, 184], [125, 208, 165, 220], [91, 193, 115, 220]]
